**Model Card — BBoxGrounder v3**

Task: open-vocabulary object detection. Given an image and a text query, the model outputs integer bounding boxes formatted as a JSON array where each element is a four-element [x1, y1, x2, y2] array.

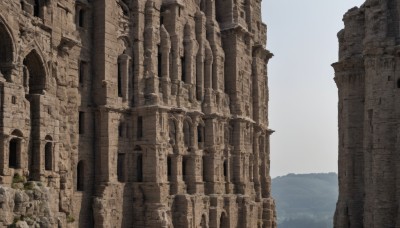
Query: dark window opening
[[118, 61, 123, 97], [158, 45, 162, 77], [118, 123, 123, 138], [137, 154, 143, 182], [182, 156, 187, 181], [79, 61, 87, 84], [197, 125, 204, 143], [45, 142, 52, 171], [12, 96, 17, 104], [79, 112, 85, 134], [34, 0, 40, 17], [77, 160, 84, 191], [220, 213, 229, 228], [223, 160, 228, 179], [78, 9, 85, 27], [9, 139, 18, 168], [397, 79, 400, 88], [137, 116, 143, 139], [181, 56, 186, 82], [167, 156, 172, 181], [117, 153, 125, 182]]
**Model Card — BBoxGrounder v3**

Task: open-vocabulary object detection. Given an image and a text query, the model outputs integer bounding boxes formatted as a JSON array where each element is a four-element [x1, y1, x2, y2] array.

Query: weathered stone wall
[[335, 1, 400, 227], [0, 0, 276, 227]]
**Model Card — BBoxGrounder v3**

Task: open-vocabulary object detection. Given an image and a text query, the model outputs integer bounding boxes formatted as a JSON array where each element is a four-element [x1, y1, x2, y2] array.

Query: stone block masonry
[[0, 0, 276, 227], [335, 0, 400, 227]]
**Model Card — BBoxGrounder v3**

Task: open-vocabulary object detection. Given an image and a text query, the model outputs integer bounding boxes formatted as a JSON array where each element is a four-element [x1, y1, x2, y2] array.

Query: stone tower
[[334, 0, 400, 227], [0, 0, 276, 227]]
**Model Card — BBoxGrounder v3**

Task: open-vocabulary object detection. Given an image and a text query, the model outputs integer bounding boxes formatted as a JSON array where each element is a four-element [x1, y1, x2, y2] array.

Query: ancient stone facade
[[0, 0, 276, 227], [334, 1, 400, 227]]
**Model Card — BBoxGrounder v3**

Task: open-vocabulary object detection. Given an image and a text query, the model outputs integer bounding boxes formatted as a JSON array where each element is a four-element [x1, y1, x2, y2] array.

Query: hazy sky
[[261, 0, 365, 177]]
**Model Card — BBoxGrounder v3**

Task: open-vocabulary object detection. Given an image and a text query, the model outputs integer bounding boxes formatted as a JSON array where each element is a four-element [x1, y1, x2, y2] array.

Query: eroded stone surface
[[334, 1, 400, 227], [0, 0, 275, 227]]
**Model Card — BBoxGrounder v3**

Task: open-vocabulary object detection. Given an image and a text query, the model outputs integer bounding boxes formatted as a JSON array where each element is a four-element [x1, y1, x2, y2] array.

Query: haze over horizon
[[262, 0, 365, 177]]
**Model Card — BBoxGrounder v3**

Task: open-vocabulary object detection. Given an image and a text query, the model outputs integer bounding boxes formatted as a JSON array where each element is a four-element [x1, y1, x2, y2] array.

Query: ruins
[[0, 0, 276, 227], [334, 0, 400, 227]]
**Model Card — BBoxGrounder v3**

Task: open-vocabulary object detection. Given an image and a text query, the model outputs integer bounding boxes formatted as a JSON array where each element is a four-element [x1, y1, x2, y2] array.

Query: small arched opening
[[9, 130, 23, 169], [220, 212, 229, 228], [9, 138, 19, 168], [77, 160, 85, 191]]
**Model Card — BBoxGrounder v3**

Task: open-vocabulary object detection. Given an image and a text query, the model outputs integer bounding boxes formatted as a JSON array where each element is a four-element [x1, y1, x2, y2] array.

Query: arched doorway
[[23, 50, 46, 95], [220, 212, 229, 228]]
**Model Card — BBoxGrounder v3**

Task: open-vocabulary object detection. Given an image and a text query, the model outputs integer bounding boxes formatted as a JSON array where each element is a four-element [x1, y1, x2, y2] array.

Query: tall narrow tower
[[335, 1, 400, 227]]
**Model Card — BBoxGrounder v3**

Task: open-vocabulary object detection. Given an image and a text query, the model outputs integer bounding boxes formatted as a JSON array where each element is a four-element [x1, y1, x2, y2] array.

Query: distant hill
[[272, 173, 338, 228]]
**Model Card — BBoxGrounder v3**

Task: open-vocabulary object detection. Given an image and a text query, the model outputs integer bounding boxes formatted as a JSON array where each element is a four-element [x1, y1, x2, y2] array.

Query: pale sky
[[261, 0, 365, 177]]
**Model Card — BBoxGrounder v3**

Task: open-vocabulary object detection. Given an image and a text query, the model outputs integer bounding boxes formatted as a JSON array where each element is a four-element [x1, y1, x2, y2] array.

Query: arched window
[[77, 160, 84, 191], [23, 50, 46, 94], [0, 21, 14, 77], [44, 140, 53, 171], [183, 120, 191, 147]]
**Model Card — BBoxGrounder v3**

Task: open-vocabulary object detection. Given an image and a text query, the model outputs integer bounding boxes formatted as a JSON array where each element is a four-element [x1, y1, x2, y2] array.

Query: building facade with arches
[[0, 0, 276, 227]]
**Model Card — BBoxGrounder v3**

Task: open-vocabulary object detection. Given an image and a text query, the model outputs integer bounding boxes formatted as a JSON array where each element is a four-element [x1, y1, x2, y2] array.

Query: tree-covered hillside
[[272, 173, 338, 228]]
